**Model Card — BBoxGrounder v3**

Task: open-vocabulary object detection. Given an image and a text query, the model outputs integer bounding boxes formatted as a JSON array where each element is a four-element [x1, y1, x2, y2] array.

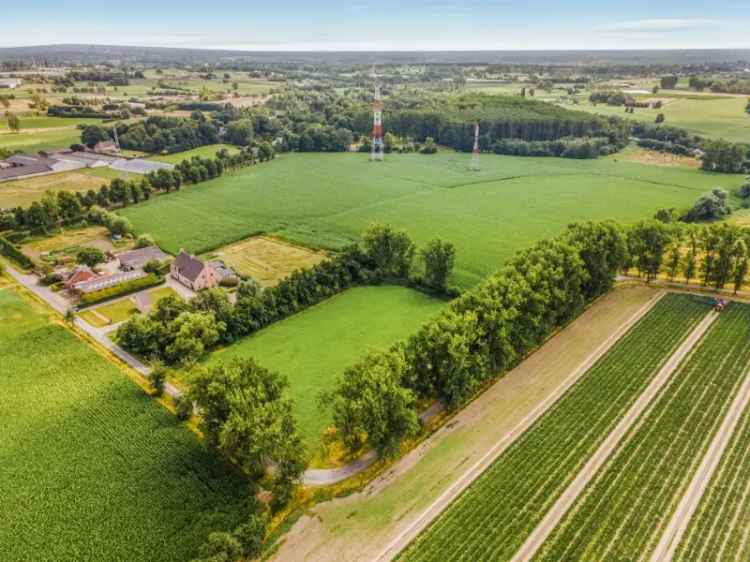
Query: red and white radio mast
[[470, 122, 480, 171], [370, 81, 384, 162]]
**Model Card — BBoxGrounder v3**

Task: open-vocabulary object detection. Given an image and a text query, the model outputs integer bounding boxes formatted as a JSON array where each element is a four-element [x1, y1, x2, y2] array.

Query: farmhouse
[[116, 246, 169, 271], [171, 250, 220, 291], [64, 267, 98, 291]]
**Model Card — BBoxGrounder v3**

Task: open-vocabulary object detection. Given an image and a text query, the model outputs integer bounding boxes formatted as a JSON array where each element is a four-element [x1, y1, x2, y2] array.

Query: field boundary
[[374, 290, 665, 561], [649, 362, 750, 562], [510, 309, 718, 562]]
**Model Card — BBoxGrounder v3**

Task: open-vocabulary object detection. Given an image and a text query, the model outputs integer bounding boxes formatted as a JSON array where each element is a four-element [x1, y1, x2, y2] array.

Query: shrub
[[0, 236, 34, 270], [77, 247, 106, 267], [174, 395, 193, 421], [78, 274, 162, 307]]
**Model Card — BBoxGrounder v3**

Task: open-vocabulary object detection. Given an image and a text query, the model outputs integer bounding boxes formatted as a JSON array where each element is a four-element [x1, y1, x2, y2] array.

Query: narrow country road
[[509, 310, 719, 562], [373, 291, 666, 562], [649, 363, 750, 562]]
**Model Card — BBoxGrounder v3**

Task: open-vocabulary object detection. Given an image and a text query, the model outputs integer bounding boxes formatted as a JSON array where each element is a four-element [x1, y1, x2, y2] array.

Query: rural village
[[2, 14, 750, 562]]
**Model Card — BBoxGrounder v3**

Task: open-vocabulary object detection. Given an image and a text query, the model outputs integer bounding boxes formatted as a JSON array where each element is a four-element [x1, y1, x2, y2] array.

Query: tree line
[[0, 149, 262, 237], [116, 225, 457, 367]]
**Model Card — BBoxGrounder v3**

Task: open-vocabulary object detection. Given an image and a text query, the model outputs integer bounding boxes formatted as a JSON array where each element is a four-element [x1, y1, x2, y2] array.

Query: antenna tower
[[470, 122, 480, 171], [370, 78, 384, 162]]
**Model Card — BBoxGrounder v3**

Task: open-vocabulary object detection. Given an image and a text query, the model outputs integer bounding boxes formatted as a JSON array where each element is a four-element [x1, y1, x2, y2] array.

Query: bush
[[40, 273, 64, 286], [78, 274, 162, 307], [77, 247, 106, 267], [142, 259, 162, 275], [174, 395, 193, 421], [135, 234, 155, 248]]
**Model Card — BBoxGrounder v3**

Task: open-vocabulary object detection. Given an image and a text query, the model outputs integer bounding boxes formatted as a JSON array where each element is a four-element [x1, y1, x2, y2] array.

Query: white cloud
[[598, 18, 724, 34]]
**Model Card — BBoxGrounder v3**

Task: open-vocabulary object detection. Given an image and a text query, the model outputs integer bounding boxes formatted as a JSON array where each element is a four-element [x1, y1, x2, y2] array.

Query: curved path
[[510, 310, 718, 562]]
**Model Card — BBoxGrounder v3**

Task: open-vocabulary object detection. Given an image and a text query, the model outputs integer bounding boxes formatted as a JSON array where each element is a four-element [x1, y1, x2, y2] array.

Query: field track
[[375, 292, 669, 561], [533, 303, 750, 562], [511, 311, 718, 562], [651, 361, 750, 561]]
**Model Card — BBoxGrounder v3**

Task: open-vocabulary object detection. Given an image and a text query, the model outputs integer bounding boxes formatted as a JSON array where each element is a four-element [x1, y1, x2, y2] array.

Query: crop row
[[0, 288, 248, 562], [534, 302, 750, 562], [398, 294, 710, 562], [675, 382, 750, 561]]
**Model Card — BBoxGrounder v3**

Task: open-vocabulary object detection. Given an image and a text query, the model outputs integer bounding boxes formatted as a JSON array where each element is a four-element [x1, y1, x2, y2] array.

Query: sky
[[3, 0, 749, 51]]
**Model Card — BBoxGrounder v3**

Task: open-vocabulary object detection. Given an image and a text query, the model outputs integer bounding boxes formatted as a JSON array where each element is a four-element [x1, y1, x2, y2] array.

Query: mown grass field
[[206, 236, 327, 287], [148, 143, 241, 163], [0, 169, 109, 208], [0, 285, 249, 562], [119, 152, 744, 288], [0, 116, 104, 155], [535, 302, 750, 562], [575, 92, 750, 143], [203, 285, 444, 456], [675, 379, 750, 561], [79, 286, 179, 326], [398, 293, 710, 562]]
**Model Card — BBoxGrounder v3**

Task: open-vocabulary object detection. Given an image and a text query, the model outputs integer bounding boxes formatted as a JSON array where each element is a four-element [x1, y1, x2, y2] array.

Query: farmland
[[119, 152, 744, 288], [575, 92, 750, 143], [534, 302, 750, 562], [675, 384, 750, 561], [206, 236, 327, 287], [397, 293, 709, 562], [148, 143, 241, 163], [0, 116, 104, 154], [203, 285, 445, 456], [0, 286, 248, 562], [0, 169, 110, 208]]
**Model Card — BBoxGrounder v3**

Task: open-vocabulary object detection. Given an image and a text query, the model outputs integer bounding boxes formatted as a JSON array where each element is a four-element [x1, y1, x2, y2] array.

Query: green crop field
[[398, 294, 710, 562], [203, 285, 444, 456], [0, 285, 248, 562], [535, 303, 750, 562], [675, 383, 750, 561], [118, 152, 744, 288], [148, 143, 241, 163], [0, 116, 104, 154], [574, 94, 750, 143]]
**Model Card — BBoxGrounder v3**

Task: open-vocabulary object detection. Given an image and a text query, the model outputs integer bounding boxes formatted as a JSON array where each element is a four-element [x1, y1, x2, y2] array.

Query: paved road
[[4, 263, 390, 487], [3, 264, 182, 396], [649, 363, 750, 562], [373, 291, 665, 562], [510, 310, 719, 562]]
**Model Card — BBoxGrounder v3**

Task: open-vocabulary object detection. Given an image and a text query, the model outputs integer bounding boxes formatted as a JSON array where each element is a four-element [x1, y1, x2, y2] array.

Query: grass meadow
[[148, 143, 241, 163], [575, 93, 750, 143], [203, 285, 445, 456], [0, 285, 248, 562], [119, 152, 744, 288]]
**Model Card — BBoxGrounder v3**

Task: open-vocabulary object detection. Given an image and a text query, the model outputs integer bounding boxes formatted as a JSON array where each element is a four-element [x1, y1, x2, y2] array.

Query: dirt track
[[510, 310, 718, 562], [370, 291, 666, 562], [649, 362, 750, 562]]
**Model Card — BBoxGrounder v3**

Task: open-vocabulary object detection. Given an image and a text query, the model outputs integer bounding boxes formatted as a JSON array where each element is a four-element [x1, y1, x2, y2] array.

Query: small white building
[[0, 78, 22, 89]]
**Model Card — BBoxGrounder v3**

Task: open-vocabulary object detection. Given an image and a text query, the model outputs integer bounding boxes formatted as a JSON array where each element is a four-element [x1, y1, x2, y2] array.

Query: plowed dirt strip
[[674, 375, 750, 562], [533, 303, 750, 562], [511, 310, 718, 562], [397, 294, 710, 562]]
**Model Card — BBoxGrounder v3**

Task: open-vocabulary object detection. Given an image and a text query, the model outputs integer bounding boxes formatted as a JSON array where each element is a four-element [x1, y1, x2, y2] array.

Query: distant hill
[[1, 44, 749, 66]]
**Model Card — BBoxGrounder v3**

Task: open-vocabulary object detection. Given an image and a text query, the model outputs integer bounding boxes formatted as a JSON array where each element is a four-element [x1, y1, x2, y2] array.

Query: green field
[[204, 285, 444, 455], [398, 294, 710, 562], [0, 285, 248, 562], [536, 302, 750, 561], [119, 152, 744, 288], [0, 116, 104, 154], [574, 93, 750, 143], [148, 143, 241, 163], [676, 380, 750, 561]]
